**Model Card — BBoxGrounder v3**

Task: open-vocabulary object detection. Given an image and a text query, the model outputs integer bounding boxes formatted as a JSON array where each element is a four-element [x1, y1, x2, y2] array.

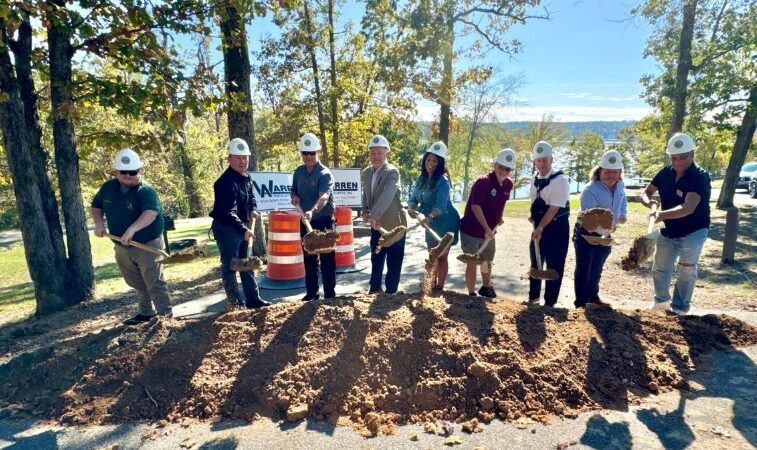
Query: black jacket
[[210, 167, 257, 234]]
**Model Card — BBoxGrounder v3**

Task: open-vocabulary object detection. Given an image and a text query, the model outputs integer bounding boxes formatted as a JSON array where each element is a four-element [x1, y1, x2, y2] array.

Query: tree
[[455, 70, 522, 199], [563, 132, 606, 186]]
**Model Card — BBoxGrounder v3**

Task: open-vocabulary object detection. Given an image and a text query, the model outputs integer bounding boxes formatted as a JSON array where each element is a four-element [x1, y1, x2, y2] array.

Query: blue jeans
[[652, 227, 708, 312], [212, 221, 262, 307], [573, 224, 612, 308]]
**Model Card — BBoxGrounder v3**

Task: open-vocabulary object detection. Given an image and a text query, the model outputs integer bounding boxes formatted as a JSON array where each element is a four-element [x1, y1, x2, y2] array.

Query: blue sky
[[194, 0, 660, 123]]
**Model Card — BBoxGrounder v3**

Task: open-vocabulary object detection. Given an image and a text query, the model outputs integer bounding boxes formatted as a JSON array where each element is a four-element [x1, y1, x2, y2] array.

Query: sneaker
[[123, 314, 155, 325], [468, 292, 477, 297], [158, 311, 173, 319], [650, 300, 671, 311], [368, 289, 384, 295], [302, 294, 320, 302], [478, 285, 496, 298], [524, 298, 540, 306], [246, 299, 271, 309], [670, 307, 688, 316]]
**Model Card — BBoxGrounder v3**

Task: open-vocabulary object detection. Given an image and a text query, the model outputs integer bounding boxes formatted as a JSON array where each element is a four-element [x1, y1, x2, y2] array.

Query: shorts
[[460, 231, 495, 262]]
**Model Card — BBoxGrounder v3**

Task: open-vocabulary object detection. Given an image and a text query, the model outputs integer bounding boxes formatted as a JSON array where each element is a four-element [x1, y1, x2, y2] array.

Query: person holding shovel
[[458, 148, 516, 298], [573, 150, 628, 308], [528, 141, 570, 307], [642, 132, 710, 315], [361, 134, 408, 295], [408, 141, 460, 292], [91, 148, 173, 325], [291, 132, 337, 301], [210, 138, 270, 310]]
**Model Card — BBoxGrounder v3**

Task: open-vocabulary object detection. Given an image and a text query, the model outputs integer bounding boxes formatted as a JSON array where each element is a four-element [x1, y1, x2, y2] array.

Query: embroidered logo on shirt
[[126, 202, 134, 210], [676, 189, 683, 197], [490, 188, 497, 196]]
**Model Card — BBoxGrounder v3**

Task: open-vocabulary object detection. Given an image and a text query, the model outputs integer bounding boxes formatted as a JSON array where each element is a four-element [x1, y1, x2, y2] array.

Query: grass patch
[[0, 223, 217, 320]]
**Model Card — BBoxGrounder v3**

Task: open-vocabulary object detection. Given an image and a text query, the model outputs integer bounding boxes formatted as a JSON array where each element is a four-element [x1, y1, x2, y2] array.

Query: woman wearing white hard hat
[[641, 132, 710, 315], [528, 141, 571, 307], [458, 148, 516, 298], [572, 150, 627, 308], [408, 141, 461, 292]]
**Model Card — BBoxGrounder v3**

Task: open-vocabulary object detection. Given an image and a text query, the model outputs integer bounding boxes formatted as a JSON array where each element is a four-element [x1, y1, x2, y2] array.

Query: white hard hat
[[425, 141, 448, 160], [113, 148, 143, 170], [298, 133, 321, 152], [599, 150, 623, 170], [368, 134, 390, 150], [495, 148, 516, 169], [227, 138, 251, 156], [531, 141, 553, 160], [667, 133, 695, 155]]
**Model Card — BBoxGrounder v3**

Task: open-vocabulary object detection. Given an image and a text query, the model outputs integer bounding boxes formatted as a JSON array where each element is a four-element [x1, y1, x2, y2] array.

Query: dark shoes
[[246, 299, 271, 309], [123, 314, 155, 325], [478, 285, 497, 298], [302, 294, 320, 302]]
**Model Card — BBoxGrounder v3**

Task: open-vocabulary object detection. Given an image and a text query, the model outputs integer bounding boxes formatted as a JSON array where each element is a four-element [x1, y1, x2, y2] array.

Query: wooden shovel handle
[[477, 223, 500, 255], [104, 234, 169, 258], [294, 204, 314, 233], [247, 216, 256, 259], [412, 211, 443, 243], [647, 203, 658, 234], [534, 238, 543, 270]]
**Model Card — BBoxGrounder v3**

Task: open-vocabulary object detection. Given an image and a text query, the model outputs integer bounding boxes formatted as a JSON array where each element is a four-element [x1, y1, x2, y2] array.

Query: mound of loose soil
[[1, 292, 756, 436]]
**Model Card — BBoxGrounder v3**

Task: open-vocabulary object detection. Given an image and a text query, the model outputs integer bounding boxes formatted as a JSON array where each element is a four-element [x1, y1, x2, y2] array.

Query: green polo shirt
[[92, 179, 164, 243]]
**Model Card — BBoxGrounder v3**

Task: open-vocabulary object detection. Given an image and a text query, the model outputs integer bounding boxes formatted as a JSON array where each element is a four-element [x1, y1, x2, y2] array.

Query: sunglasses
[[119, 170, 140, 176], [495, 164, 512, 172], [301, 151, 316, 156]]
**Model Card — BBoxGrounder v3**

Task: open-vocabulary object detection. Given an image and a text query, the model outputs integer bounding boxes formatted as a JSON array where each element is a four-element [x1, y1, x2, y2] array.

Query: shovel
[[294, 204, 339, 254], [621, 204, 659, 271], [582, 235, 617, 246], [230, 216, 264, 272], [409, 209, 454, 260], [103, 234, 170, 262], [374, 225, 407, 253], [529, 238, 559, 281], [457, 224, 500, 267]]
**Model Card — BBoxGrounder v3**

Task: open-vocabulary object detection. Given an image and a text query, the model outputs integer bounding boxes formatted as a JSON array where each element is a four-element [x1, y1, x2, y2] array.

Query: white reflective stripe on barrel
[[336, 225, 352, 233], [267, 254, 304, 264], [268, 232, 301, 241], [336, 245, 354, 253]]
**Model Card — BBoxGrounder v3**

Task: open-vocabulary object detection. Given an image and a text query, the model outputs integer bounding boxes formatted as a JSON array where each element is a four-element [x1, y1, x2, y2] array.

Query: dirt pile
[[1, 292, 756, 435]]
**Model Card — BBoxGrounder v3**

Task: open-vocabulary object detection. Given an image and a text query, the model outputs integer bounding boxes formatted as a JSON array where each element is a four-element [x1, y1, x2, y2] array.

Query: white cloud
[[561, 92, 639, 102], [412, 101, 653, 122]]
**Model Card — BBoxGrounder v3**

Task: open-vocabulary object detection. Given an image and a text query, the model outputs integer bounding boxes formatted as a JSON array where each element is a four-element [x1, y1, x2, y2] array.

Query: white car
[[738, 162, 757, 190]]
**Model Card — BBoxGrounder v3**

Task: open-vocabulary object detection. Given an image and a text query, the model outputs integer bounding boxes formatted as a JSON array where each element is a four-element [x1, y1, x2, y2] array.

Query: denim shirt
[[409, 175, 452, 217], [580, 180, 628, 226]]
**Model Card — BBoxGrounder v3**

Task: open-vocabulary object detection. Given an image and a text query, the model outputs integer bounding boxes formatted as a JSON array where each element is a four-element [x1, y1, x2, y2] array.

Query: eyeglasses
[[119, 170, 140, 176], [301, 151, 316, 156], [495, 164, 512, 172]]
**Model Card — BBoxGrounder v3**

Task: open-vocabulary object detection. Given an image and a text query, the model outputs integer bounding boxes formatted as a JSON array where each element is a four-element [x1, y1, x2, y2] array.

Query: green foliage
[[562, 132, 605, 184]]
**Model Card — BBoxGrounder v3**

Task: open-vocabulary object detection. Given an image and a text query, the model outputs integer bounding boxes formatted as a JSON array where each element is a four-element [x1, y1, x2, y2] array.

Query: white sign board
[[250, 168, 362, 211]]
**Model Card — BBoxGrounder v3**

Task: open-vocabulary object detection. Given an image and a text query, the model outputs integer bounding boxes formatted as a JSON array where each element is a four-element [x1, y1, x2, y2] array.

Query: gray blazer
[[361, 163, 408, 230]]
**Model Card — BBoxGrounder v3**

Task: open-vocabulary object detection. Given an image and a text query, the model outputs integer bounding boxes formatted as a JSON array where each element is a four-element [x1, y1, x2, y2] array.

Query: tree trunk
[[669, 0, 698, 137], [175, 125, 205, 218], [462, 123, 477, 200], [13, 18, 66, 261], [303, 0, 330, 163], [0, 18, 75, 315], [220, 3, 257, 171], [48, 7, 96, 305], [327, 0, 339, 167], [717, 86, 757, 209], [438, 21, 455, 145]]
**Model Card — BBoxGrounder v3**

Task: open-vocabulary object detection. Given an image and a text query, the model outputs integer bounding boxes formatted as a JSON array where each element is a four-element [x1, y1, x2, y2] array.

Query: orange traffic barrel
[[334, 207, 365, 273], [259, 211, 306, 289]]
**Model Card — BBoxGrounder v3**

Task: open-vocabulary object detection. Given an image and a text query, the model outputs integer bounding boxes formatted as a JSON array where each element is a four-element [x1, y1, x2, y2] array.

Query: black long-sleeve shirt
[[209, 167, 257, 234]]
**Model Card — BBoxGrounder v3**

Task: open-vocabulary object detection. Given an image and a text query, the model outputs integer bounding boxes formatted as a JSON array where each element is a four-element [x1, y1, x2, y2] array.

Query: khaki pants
[[114, 237, 172, 316]]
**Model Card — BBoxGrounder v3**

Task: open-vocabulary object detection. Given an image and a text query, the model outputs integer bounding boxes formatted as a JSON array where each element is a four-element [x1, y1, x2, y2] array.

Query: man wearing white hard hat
[[361, 134, 408, 294], [528, 141, 570, 307], [91, 148, 172, 324], [641, 132, 710, 315], [210, 138, 270, 309], [291, 132, 337, 301], [408, 141, 460, 292], [459, 148, 516, 297], [573, 150, 628, 308]]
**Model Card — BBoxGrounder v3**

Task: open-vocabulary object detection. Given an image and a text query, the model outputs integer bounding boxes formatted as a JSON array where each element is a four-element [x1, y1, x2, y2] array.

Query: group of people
[[91, 130, 710, 325]]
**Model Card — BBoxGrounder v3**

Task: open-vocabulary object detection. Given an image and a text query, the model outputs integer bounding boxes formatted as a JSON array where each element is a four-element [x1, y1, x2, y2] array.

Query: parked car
[[749, 178, 757, 199], [738, 161, 757, 189]]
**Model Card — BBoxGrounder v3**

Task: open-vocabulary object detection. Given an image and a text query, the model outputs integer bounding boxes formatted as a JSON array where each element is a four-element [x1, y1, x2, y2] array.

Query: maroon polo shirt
[[460, 172, 513, 238]]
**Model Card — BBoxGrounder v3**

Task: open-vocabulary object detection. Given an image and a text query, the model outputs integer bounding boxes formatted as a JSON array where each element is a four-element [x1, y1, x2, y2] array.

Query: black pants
[[301, 218, 337, 298], [529, 217, 569, 306], [573, 224, 612, 307], [369, 229, 406, 294], [212, 221, 261, 307]]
